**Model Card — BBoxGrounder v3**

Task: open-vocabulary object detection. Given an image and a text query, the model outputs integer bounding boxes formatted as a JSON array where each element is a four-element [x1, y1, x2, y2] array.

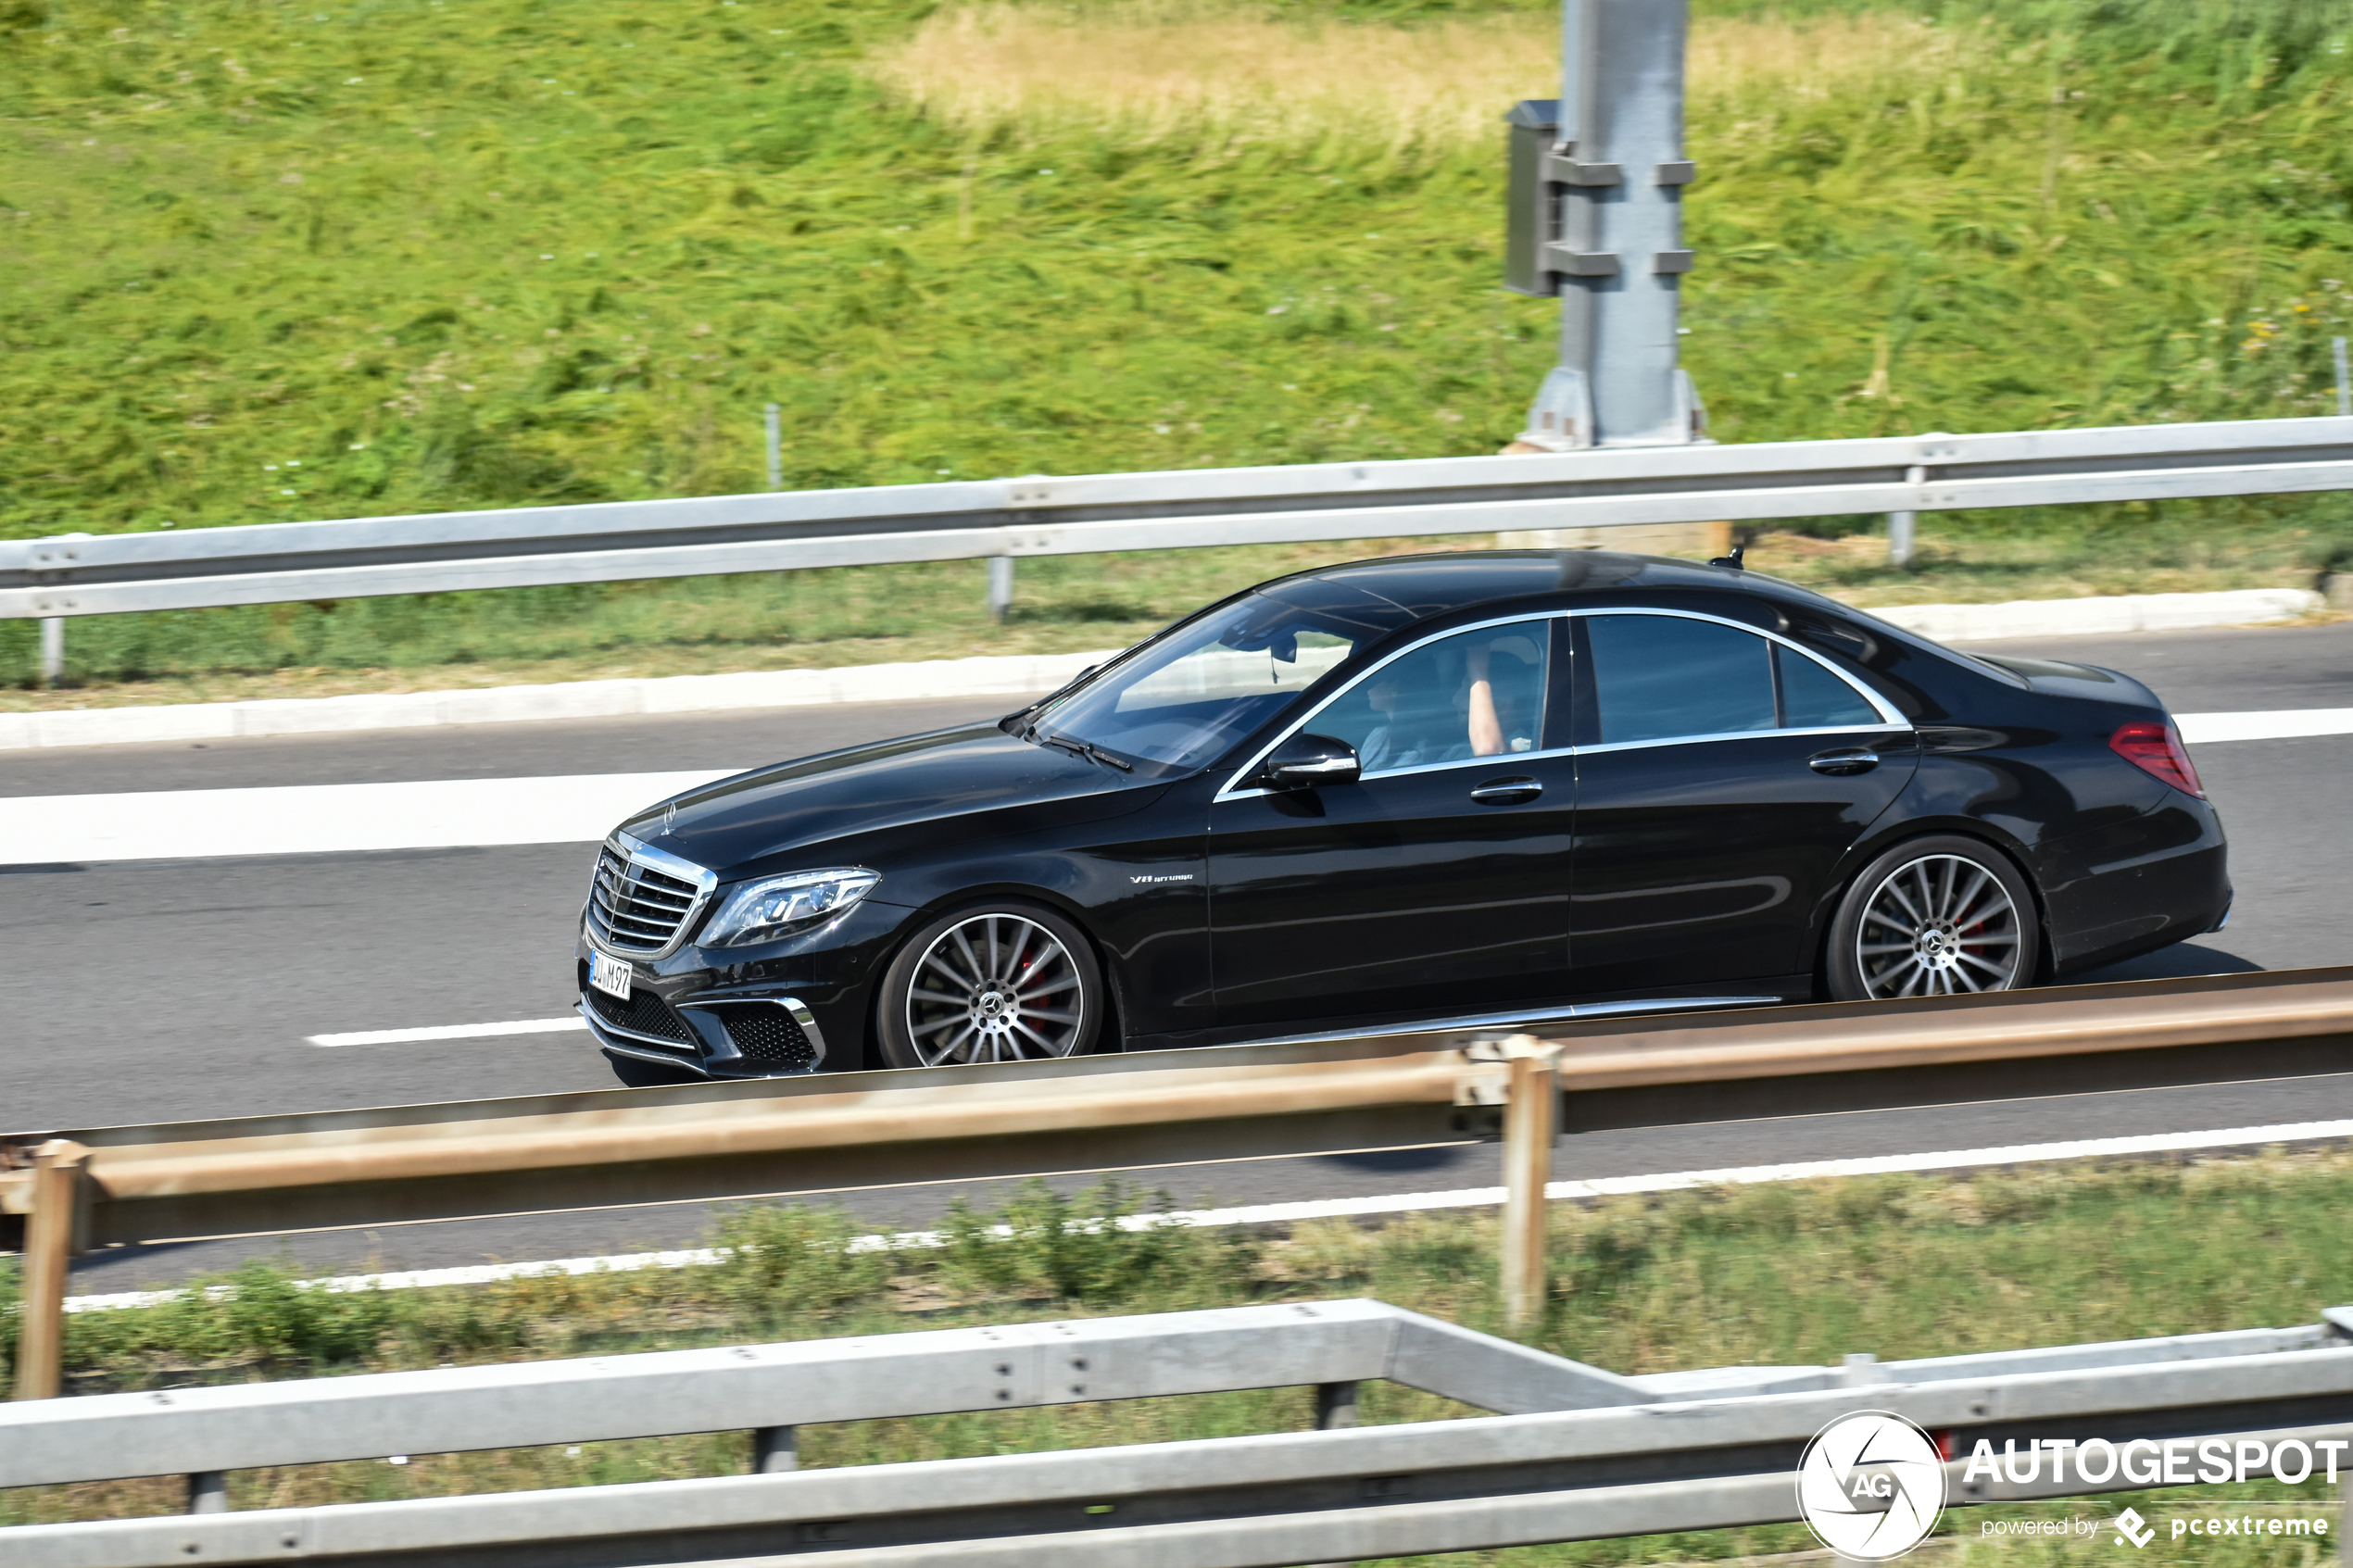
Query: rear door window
[[1585, 614, 1776, 746], [1775, 643, 1882, 729]]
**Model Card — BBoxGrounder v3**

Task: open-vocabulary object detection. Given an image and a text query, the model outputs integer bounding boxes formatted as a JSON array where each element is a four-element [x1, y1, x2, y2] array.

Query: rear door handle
[[1808, 747, 1880, 775], [1469, 775, 1542, 805]]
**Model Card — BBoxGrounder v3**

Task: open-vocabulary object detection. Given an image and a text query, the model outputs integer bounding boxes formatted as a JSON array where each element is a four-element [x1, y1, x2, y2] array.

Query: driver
[[1358, 638, 1535, 772]]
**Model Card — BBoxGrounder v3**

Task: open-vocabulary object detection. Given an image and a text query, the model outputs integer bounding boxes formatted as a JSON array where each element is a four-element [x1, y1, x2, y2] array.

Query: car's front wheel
[[1825, 835, 2041, 1001], [875, 902, 1105, 1068]]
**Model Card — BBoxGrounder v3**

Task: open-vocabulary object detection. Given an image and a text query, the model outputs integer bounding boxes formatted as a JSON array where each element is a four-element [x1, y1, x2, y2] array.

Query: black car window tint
[[1034, 592, 1369, 772], [1587, 614, 1774, 746], [1776, 644, 1881, 729], [1316, 621, 1549, 775]]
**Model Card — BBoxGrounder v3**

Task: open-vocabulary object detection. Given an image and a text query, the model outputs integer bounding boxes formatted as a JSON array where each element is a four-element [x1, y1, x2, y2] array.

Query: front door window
[[1310, 621, 1552, 773]]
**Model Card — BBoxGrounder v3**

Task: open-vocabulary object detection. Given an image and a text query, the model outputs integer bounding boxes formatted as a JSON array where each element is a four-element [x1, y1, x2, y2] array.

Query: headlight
[[701, 868, 880, 947]]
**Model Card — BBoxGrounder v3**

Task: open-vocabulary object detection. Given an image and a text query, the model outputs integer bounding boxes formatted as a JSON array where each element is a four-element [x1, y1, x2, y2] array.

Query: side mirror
[[1261, 733, 1361, 790]]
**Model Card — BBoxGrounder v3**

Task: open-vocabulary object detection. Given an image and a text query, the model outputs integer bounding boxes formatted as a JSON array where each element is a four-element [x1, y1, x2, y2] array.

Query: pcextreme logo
[[1796, 1411, 1948, 1562]]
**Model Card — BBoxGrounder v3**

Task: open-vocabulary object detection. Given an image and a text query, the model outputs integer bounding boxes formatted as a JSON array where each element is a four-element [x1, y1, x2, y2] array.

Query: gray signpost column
[[1505, 0, 1705, 451]]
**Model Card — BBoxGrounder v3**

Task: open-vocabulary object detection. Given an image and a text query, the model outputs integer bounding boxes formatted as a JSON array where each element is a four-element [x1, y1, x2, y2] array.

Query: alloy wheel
[[902, 912, 1089, 1065], [1854, 853, 2024, 998]]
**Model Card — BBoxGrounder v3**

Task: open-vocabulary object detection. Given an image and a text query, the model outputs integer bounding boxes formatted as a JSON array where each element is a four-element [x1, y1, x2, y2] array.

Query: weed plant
[[5, 0, 2353, 690], [6, 1152, 2353, 1559]]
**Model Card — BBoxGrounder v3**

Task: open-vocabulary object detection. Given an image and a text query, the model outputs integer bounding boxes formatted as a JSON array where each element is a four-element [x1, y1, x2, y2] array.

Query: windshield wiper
[[1027, 726, 1132, 771]]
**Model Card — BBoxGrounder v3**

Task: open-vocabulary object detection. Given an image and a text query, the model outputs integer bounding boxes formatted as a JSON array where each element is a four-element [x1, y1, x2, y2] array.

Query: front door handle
[[1469, 775, 1542, 805], [1808, 747, 1880, 775]]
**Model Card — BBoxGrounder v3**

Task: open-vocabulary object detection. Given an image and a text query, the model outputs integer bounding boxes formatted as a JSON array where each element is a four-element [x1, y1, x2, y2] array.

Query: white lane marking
[[0, 770, 736, 863], [2175, 709, 2353, 744], [62, 1113, 2353, 1313], [0, 708, 2347, 864], [307, 1018, 588, 1048]]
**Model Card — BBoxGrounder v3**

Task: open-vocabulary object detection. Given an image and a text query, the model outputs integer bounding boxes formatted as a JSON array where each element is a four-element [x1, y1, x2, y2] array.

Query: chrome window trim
[[1215, 610, 1564, 802], [1297, 743, 1580, 789], [1579, 606, 1910, 730], [1214, 604, 1909, 803], [1577, 721, 1913, 759]]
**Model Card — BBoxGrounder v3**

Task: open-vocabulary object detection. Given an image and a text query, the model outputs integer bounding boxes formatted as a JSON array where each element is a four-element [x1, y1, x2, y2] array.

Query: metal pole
[[764, 404, 784, 491], [1313, 1382, 1360, 1430], [987, 555, 1015, 622], [1499, 1037, 1561, 1333], [753, 1425, 798, 1474], [37, 617, 62, 686], [2334, 337, 2349, 418], [12, 1139, 86, 1400], [1514, 0, 1703, 449], [187, 1471, 229, 1513], [1888, 462, 1925, 568]]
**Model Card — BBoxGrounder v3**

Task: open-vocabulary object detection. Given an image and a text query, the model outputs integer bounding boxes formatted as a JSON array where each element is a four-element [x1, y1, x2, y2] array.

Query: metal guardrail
[[4, 1299, 2348, 1565], [8, 964, 2353, 1401], [6, 416, 2353, 620], [0, 1300, 1643, 1495]]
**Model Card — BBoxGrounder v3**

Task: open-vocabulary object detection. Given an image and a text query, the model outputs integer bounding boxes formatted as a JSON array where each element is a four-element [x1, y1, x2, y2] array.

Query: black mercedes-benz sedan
[[576, 549, 2230, 1082]]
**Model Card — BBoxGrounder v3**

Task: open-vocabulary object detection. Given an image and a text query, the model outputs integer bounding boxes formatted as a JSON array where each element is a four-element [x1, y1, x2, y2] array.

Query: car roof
[[1285, 548, 1778, 622]]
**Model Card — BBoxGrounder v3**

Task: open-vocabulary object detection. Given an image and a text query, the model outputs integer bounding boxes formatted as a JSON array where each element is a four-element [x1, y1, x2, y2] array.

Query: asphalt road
[[6, 623, 2350, 1290]]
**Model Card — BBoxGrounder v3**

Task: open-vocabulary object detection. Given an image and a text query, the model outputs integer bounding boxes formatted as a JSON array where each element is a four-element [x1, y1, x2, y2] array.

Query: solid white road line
[[2175, 709, 2353, 744], [307, 1017, 588, 1048], [4, 706, 2350, 865], [0, 769, 736, 863], [61, 1112, 2353, 1313]]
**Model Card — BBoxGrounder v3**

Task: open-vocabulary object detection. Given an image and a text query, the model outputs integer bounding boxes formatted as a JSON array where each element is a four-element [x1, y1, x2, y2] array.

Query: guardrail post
[[987, 555, 1015, 622], [1500, 1036, 1562, 1333], [38, 617, 63, 686], [186, 1471, 228, 1513], [12, 1139, 87, 1400], [753, 1425, 798, 1473], [1313, 1381, 1359, 1430]]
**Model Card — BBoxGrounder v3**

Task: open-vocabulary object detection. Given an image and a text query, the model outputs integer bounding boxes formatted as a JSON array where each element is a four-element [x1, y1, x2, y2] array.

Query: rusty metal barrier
[[10, 965, 2353, 1400]]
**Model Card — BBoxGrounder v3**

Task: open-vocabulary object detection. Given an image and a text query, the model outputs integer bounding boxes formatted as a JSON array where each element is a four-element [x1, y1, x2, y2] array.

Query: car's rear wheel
[[875, 902, 1103, 1068], [1825, 835, 2040, 1001]]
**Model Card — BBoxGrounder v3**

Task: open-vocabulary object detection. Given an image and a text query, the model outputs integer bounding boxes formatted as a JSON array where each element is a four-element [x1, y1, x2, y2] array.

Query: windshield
[[1025, 592, 1369, 773]]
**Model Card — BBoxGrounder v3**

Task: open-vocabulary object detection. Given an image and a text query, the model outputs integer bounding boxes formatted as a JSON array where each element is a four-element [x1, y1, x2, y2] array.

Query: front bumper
[[575, 897, 911, 1076]]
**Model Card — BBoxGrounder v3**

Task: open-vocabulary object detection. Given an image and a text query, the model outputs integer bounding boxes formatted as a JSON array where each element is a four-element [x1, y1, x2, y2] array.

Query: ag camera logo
[[1796, 1411, 1947, 1562]]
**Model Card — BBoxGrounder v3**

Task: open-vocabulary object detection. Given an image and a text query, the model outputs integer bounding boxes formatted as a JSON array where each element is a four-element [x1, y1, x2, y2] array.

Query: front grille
[[587, 845, 708, 955], [719, 1006, 818, 1072], [584, 984, 695, 1045]]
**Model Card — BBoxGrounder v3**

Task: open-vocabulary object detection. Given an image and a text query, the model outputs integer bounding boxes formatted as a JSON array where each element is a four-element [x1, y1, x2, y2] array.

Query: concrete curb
[[1873, 587, 2320, 643], [0, 648, 1119, 753], [0, 587, 2323, 753]]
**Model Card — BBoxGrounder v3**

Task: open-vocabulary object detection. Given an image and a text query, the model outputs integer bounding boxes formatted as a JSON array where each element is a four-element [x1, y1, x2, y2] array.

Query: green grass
[[7, 1151, 2353, 1563], [5, 0, 2353, 693]]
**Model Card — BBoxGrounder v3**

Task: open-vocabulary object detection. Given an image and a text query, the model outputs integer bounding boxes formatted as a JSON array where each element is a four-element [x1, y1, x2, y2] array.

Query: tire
[[875, 901, 1105, 1069], [1824, 834, 2042, 1001]]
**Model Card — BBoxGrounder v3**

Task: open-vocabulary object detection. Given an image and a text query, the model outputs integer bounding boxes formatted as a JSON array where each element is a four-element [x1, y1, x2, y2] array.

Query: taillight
[[2110, 721, 2205, 798]]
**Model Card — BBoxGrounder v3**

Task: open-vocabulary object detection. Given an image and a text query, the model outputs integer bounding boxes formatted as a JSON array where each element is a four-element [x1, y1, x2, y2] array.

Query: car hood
[[616, 723, 1156, 879]]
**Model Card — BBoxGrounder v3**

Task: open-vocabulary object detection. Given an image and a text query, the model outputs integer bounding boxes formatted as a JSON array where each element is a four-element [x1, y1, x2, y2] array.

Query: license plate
[[589, 949, 633, 1000]]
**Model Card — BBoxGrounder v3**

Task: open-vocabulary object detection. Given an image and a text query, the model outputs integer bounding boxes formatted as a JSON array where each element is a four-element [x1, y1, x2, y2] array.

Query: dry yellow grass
[[872, 4, 1998, 149]]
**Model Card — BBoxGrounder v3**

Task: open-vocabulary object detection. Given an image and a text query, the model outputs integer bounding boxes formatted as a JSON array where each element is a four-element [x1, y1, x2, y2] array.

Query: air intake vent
[[585, 984, 695, 1045], [718, 1006, 819, 1073], [585, 838, 713, 957]]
